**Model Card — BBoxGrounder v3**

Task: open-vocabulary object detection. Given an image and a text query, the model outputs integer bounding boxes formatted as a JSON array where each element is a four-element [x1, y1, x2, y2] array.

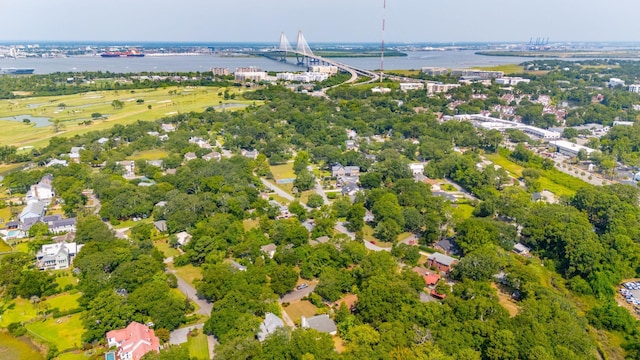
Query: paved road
[[334, 222, 355, 240], [169, 269, 212, 316], [314, 180, 331, 205], [280, 283, 316, 303], [364, 240, 392, 252]]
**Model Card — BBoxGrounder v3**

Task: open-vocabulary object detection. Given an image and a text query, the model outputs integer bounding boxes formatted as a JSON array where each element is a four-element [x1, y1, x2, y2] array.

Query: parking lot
[[621, 281, 640, 306]]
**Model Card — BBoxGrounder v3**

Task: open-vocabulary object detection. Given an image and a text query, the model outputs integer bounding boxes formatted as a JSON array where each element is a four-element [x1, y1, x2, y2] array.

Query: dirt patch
[[491, 283, 519, 317]]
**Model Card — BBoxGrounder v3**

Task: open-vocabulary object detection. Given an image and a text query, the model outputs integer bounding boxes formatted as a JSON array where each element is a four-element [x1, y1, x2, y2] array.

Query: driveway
[[280, 283, 316, 303], [169, 324, 203, 345], [334, 222, 355, 240]]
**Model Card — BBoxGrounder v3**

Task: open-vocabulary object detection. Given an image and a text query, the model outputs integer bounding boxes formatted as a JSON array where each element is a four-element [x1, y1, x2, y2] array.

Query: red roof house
[[106, 322, 160, 360]]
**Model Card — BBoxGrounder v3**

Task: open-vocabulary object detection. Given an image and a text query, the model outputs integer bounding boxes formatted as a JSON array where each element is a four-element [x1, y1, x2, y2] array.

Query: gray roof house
[[19, 201, 46, 222], [301, 315, 337, 335], [260, 244, 277, 259], [153, 220, 168, 233], [257, 313, 285, 342]]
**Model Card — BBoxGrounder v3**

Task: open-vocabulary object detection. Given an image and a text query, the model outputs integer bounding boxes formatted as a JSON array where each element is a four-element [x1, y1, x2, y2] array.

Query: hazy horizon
[[4, 0, 640, 43]]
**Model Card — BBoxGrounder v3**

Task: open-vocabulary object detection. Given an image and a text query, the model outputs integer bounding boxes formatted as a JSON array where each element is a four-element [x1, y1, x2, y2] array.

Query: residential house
[[260, 244, 277, 259], [341, 182, 360, 197], [513, 243, 531, 256], [97, 137, 110, 145], [146, 160, 163, 168], [346, 129, 358, 140], [105, 322, 160, 360], [48, 217, 77, 234], [36, 242, 83, 270], [427, 252, 458, 273], [301, 315, 337, 335], [409, 163, 424, 176], [344, 166, 360, 177], [189, 137, 212, 149], [433, 238, 459, 255], [332, 164, 346, 178], [19, 201, 46, 222], [257, 313, 285, 342], [69, 146, 84, 163], [161, 123, 176, 132], [26, 175, 55, 204], [45, 159, 68, 167], [175, 231, 192, 246], [184, 152, 197, 162], [241, 149, 259, 160], [203, 151, 222, 161], [345, 140, 356, 150], [412, 266, 440, 286], [116, 161, 135, 178], [153, 220, 167, 233], [230, 260, 247, 271]]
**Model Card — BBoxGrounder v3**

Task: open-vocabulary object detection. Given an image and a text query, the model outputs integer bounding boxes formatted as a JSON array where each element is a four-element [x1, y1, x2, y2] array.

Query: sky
[[3, 0, 640, 43]]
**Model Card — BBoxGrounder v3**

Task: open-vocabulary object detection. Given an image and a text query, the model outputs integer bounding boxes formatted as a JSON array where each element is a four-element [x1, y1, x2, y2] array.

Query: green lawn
[[0, 86, 255, 149], [187, 332, 210, 360], [0, 240, 11, 252], [25, 313, 84, 351], [57, 351, 91, 360], [55, 272, 78, 290], [270, 163, 295, 180], [452, 203, 475, 221], [0, 332, 44, 360], [127, 149, 170, 161], [174, 264, 203, 287], [154, 239, 181, 258], [0, 298, 38, 327], [44, 292, 80, 313], [0, 206, 12, 230]]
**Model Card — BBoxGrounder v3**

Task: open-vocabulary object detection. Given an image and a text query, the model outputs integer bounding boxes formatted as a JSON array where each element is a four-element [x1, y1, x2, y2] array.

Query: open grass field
[[174, 264, 203, 287], [283, 300, 317, 323], [269, 163, 295, 181], [187, 332, 210, 360], [0, 332, 44, 360], [452, 203, 475, 221], [0, 206, 12, 230], [0, 298, 38, 328], [485, 153, 577, 197], [127, 149, 170, 161], [0, 240, 11, 252], [473, 64, 525, 74], [0, 86, 254, 149], [25, 313, 84, 351], [44, 293, 80, 313]]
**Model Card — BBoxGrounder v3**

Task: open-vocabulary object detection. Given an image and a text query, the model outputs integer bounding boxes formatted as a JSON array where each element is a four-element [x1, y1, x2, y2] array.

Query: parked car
[[296, 283, 309, 290]]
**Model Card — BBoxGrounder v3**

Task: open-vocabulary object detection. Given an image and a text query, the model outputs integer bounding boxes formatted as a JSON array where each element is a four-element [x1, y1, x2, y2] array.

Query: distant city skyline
[[4, 0, 640, 43]]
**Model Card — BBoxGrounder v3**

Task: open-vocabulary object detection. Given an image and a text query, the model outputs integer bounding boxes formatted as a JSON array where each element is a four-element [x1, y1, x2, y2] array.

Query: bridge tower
[[278, 32, 294, 62], [295, 30, 316, 66]]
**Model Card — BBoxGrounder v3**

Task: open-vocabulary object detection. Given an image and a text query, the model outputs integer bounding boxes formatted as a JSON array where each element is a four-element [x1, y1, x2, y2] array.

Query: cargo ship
[[0, 68, 35, 75], [101, 50, 145, 58]]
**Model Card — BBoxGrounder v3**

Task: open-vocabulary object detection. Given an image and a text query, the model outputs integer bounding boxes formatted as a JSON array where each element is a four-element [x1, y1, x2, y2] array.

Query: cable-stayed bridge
[[263, 31, 379, 84]]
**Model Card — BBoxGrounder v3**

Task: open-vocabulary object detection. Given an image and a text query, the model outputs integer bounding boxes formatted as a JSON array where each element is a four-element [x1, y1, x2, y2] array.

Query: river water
[[0, 50, 552, 74]]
